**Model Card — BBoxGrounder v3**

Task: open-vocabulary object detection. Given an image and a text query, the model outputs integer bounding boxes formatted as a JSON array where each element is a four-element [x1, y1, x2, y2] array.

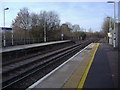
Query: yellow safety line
[[77, 43, 100, 89]]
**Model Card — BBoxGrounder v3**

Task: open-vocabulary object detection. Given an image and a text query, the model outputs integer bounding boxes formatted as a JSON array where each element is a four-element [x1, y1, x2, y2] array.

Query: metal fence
[[1, 37, 63, 47]]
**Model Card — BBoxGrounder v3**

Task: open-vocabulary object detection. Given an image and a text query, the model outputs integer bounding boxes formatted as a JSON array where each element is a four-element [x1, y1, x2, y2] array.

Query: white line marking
[[26, 43, 92, 90]]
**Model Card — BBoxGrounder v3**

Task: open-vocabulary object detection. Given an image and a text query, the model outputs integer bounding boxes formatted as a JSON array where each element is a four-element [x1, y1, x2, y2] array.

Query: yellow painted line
[[77, 43, 100, 89]]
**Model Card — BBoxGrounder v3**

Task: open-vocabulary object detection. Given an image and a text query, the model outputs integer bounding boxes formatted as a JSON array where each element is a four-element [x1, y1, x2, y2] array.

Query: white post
[[118, 1, 120, 50], [3, 8, 9, 47], [108, 17, 113, 45], [113, 2, 116, 48], [3, 9, 6, 47], [12, 29, 14, 45], [44, 22, 46, 42], [107, 1, 116, 48], [61, 33, 63, 40]]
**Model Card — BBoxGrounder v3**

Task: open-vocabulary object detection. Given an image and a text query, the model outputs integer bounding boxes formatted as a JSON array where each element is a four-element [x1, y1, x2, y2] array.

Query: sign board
[[108, 33, 112, 37], [1, 27, 12, 31], [61, 33, 64, 37]]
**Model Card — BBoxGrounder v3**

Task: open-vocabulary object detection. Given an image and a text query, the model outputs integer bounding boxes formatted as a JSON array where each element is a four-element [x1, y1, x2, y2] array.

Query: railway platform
[[83, 43, 118, 88], [27, 42, 118, 89], [1, 40, 71, 53]]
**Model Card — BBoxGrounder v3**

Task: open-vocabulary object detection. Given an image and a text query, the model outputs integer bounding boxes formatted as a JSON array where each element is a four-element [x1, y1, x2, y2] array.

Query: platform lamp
[[3, 7, 9, 47], [107, 1, 116, 48]]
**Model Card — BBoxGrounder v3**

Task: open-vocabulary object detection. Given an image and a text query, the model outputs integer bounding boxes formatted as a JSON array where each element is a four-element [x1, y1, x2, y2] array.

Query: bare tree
[[72, 24, 80, 32], [37, 11, 60, 40], [72, 24, 81, 40], [102, 17, 114, 35], [12, 8, 31, 30], [12, 7, 93, 44], [12, 8, 61, 43], [47, 11, 60, 31], [12, 8, 31, 44]]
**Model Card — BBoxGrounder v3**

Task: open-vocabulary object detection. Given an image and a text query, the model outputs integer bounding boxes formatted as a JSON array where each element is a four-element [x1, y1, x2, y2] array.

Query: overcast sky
[[0, 1, 114, 32]]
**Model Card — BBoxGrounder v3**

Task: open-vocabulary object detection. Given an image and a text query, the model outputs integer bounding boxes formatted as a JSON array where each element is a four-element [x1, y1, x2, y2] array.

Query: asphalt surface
[[83, 43, 118, 88]]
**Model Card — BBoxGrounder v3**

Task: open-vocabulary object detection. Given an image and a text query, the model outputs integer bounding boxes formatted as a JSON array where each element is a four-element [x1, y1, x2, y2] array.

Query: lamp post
[[107, 1, 116, 48], [118, 1, 120, 50], [3, 8, 9, 47]]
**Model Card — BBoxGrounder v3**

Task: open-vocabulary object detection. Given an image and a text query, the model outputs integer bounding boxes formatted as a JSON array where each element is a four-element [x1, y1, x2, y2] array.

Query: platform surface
[[27, 43, 117, 89], [27, 43, 98, 89], [83, 43, 118, 88]]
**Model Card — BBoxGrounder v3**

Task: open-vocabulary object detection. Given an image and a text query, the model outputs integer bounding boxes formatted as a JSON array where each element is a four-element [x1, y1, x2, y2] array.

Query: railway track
[[2, 41, 75, 66], [2, 39, 98, 89]]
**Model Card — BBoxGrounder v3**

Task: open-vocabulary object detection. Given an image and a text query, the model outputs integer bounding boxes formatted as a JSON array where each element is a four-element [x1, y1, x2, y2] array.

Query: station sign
[[108, 33, 112, 37], [1, 27, 12, 31]]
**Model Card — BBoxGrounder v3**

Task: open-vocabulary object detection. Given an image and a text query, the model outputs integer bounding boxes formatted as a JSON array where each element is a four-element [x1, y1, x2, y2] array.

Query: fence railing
[[1, 37, 62, 47]]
